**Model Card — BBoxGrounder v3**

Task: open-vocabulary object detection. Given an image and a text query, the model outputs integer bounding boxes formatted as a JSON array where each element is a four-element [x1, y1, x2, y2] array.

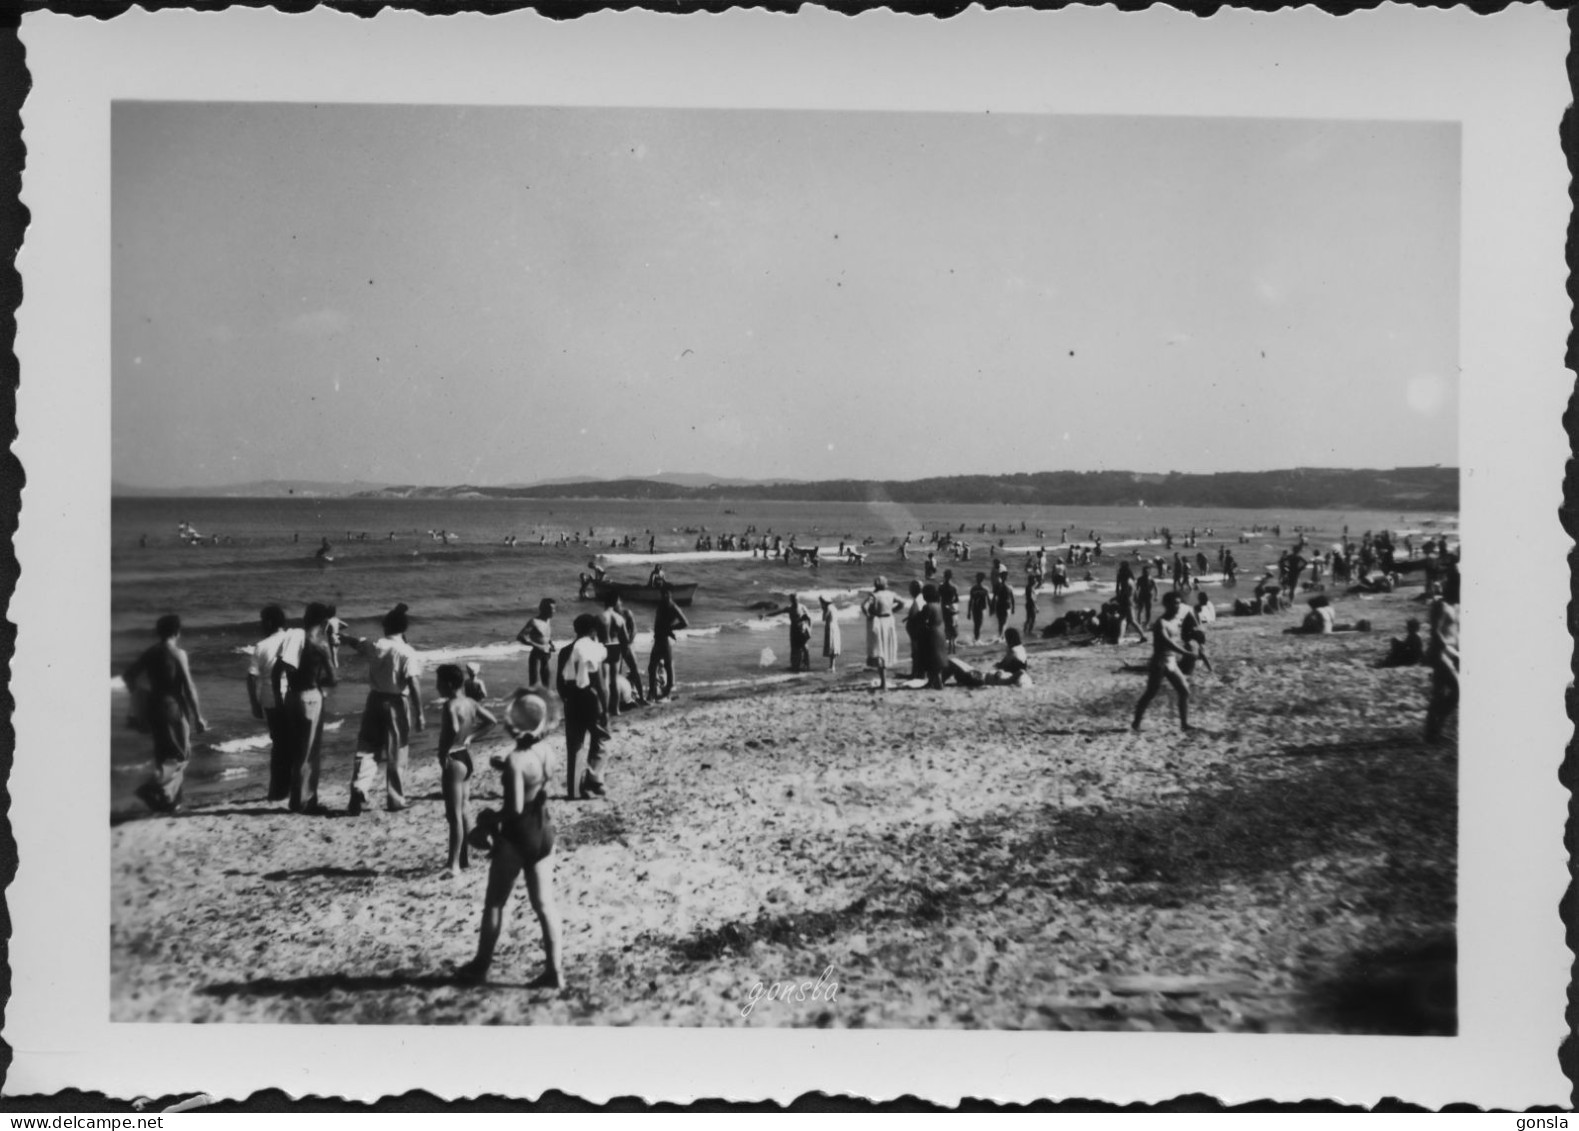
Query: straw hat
[[507, 690, 552, 739]]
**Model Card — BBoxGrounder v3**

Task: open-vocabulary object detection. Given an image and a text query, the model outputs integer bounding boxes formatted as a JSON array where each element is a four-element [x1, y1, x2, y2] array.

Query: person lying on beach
[[952, 627, 1034, 688], [124, 614, 208, 813], [1043, 608, 1100, 639], [1380, 619, 1426, 667], [455, 691, 562, 990], [1132, 591, 1196, 733], [434, 663, 500, 879]]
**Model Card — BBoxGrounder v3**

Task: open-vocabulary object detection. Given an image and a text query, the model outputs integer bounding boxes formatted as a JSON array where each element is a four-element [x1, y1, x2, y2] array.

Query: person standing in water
[[989, 573, 1016, 642], [516, 598, 557, 688], [939, 569, 961, 655], [341, 603, 426, 814], [246, 604, 292, 803], [558, 613, 610, 799], [124, 614, 207, 813], [967, 572, 990, 644], [787, 593, 814, 673], [648, 585, 688, 701], [820, 595, 842, 672]]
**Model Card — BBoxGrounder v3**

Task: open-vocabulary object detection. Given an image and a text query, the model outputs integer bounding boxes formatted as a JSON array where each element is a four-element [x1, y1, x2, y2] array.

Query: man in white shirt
[[340, 602, 426, 814], [557, 613, 609, 800], [246, 605, 292, 802]]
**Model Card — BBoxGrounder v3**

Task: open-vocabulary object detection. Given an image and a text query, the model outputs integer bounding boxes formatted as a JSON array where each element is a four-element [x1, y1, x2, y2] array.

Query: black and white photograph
[[7, 5, 1569, 1107]]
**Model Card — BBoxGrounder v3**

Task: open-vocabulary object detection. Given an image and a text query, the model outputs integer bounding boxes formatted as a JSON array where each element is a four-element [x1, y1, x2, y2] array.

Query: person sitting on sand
[[434, 663, 500, 879], [788, 593, 814, 673], [1382, 618, 1426, 667], [1288, 596, 1337, 635], [124, 614, 208, 813], [558, 613, 610, 799], [944, 627, 1033, 688], [863, 576, 900, 691], [1193, 591, 1217, 625], [1132, 591, 1196, 733], [516, 598, 557, 688], [246, 604, 292, 804], [820, 595, 842, 673], [455, 691, 562, 990], [341, 603, 426, 815]]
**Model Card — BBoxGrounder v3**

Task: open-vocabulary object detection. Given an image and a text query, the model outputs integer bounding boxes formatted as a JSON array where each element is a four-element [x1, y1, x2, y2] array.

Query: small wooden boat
[[590, 578, 698, 606]]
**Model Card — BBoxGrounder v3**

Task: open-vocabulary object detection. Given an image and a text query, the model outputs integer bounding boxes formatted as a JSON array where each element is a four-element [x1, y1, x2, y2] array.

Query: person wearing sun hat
[[456, 687, 563, 990], [341, 602, 426, 814]]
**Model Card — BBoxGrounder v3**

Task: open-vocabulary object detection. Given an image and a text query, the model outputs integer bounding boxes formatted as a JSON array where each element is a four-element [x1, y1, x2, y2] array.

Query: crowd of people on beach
[[120, 517, 1460, 992]]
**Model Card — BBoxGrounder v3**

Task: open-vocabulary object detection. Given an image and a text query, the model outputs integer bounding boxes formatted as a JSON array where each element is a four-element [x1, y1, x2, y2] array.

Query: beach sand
[[111, 589, 1455, 1032]]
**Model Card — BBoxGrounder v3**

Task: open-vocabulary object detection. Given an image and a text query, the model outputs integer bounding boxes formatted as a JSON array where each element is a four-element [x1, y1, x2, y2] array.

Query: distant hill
[[351, 467, 1458, 510], [113, 479, 389, 498]]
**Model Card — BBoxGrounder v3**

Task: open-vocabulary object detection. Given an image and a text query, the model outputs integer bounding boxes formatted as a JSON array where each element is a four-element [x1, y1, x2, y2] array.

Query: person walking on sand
[[788, 593, 814, 673], [246, 604, 292, 803], [863, 576, 900, 691], [273, 601, 338, 814], [455, 691, 562, 990], [648, 584, 688, 701], [967, 572, 990, 644], [558, 613, 610, 799], [516, 598, 557, 688], [341, 603, 427, 814], [434, 663, 500, 879], [123, 614, 207, 813], [820, 595, 842, 672], [1132, 591, 1196, 733]]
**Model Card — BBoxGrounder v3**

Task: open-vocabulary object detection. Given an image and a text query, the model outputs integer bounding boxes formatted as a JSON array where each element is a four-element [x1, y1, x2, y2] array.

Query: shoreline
[[112, 588, 1456, 1030]]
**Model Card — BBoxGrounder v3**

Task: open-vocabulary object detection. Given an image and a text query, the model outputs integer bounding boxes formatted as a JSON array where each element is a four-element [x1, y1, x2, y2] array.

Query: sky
[[112, 103, 1459, 488]]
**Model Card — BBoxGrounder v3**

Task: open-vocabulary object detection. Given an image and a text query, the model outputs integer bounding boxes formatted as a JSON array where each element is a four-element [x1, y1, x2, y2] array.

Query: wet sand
[[111, 588, 1455, 1031]]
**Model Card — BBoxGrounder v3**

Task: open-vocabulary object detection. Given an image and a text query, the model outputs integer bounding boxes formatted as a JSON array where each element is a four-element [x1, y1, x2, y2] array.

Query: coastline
[[112, 588, 1455, 1030]]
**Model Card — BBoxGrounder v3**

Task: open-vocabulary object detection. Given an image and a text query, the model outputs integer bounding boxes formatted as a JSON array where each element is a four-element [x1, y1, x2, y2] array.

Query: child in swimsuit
[[435, 664, 499, 879], [457, 690, 562, 989]]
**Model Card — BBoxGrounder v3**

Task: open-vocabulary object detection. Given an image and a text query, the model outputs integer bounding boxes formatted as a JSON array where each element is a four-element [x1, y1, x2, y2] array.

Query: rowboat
[[590, 579, 699, 606]]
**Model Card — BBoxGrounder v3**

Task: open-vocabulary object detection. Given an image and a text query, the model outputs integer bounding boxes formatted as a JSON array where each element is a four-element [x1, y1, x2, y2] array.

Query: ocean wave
[[212, 732, 273, 755], [416, 640, 534, 665]]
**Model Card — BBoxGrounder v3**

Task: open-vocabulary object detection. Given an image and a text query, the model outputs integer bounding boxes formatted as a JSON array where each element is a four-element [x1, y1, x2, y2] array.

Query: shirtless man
[[1131, 591, 1196, 733]]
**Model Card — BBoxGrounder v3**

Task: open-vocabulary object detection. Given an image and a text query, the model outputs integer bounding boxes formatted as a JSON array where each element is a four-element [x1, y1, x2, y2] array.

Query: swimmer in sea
[[455, 692, 561, 989]]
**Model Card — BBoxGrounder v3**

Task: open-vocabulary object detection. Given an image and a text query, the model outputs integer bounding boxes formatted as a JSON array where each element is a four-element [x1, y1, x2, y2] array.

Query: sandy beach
[[111, 588, 1454, 1032]]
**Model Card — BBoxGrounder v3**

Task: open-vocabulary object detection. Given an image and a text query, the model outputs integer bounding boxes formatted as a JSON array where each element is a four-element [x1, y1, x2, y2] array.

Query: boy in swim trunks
[[435, 663, 500, 878], [516, 598, 557, 688], [456, 692, 562, 989]]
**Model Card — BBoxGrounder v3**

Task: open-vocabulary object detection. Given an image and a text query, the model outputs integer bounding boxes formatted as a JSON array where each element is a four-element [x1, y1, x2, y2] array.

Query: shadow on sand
[[198, 971, 540, 999]]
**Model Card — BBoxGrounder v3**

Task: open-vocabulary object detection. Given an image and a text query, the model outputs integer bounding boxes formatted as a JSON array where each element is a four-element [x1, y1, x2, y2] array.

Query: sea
[[110, 496, 1458, 814]]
